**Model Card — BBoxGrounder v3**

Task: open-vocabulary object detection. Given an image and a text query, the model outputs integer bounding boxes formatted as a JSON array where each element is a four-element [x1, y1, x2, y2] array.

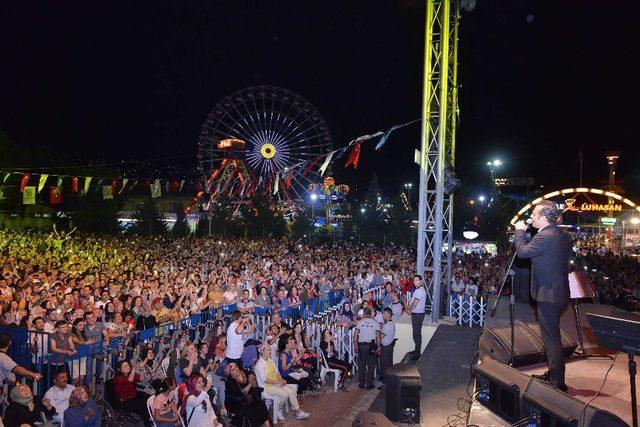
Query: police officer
[[406, 274, 426, 359], [353, 307, 380, 390], [377, 307, 396, 387]]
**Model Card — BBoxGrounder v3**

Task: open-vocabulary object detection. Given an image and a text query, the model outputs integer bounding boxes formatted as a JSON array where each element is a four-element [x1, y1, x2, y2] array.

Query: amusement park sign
[[563, 200, 623, 213]]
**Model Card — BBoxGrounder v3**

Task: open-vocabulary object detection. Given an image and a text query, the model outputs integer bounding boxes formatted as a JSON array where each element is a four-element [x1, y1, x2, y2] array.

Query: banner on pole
[[103, 185, 113, 200]]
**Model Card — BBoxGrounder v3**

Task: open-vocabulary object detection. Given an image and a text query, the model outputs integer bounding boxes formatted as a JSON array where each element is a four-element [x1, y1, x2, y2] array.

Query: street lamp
[[310, 193, 318, 201], [487, 158, 503, 181], [360, 208, 366, 213]]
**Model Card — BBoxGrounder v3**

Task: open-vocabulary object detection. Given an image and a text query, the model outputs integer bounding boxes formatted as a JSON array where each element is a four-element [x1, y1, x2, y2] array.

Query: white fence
[[448, 294, 487, 328]]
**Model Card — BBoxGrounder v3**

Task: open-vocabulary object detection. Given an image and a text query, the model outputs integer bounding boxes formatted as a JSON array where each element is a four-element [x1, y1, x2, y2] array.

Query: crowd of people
[[0, 229, 418, 426]]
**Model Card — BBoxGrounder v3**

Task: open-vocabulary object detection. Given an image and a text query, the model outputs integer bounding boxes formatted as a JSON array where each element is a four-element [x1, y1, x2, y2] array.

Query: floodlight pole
[[416, 0, 460, 323]]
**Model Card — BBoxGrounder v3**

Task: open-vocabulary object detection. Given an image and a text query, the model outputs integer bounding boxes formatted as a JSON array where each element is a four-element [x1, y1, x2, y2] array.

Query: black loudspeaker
[[474, 355, 532, 423], [385, 363, 421, 423], [522, 377, 627, 427], [475, 356, 627, 427], [352, 412, 394, 427], [479, 322, 577, 367]]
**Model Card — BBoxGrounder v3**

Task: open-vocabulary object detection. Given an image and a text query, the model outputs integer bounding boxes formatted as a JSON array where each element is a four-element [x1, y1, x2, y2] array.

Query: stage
[[368, 301, 638, 426]]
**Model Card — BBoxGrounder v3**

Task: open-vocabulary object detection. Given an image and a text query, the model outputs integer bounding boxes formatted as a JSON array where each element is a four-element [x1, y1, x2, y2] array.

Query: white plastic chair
[[319, 349, 341, 392], [160, 357, 170, 377], [147, 395, 156, 427]]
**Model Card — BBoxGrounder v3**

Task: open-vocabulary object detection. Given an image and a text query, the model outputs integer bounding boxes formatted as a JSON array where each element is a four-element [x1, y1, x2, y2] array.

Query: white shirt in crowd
[[465, 283, 479, 297], [451, 278, 465, 293], [226, 320, 245, 359], [44, 383, 75, 425], [410, 285, 427, 314], [0, 352, 17, 383]]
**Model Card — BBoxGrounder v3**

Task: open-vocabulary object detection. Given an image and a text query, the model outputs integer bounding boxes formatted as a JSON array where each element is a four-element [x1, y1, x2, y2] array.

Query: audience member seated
[[254, 344, 309, 421], [224, 362, 271, 427], [320, 329, 351, 391], [112, 359, 151, 424], [3, 383, 56, 427], [151, 379, 182, 427], [63, 386, 101, 427], [278, 335, 311, 396], [43, 370, 75, 425], [180, 373, 222, 427]]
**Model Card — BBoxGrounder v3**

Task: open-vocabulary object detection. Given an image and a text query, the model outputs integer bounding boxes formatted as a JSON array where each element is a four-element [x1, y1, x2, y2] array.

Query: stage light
[[310, 193, 318, 201], [492, 159, 502, 167], [631, 217, 640, 225], [478, 195, 486, 202], [360, 208, 366, 213]]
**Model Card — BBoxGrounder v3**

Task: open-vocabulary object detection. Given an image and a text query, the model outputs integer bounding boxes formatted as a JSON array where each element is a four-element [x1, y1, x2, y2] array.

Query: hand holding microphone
[[514, 218, 533, 231]]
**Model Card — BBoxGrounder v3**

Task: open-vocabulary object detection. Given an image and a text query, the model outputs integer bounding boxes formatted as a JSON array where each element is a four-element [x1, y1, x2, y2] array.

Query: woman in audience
[[254, 344, 309, 421], [112, 359, 150, 423], [70, 317, 93, 386], [320, 328, 351, 391], [137, 346, 166, 395], [151, 379, 182, 427], [63, 386, 101, 427], [291, 321, 318, 384], [3, 383, 56, 427], [277, 335, 311, 396], [180, 373, 222, 427], [107, 312, 130, 339], [224, 362, 271, 426]]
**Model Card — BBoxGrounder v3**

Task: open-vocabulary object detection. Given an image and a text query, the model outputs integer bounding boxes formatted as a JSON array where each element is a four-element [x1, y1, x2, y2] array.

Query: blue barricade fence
[[0, 288, 348, 397]]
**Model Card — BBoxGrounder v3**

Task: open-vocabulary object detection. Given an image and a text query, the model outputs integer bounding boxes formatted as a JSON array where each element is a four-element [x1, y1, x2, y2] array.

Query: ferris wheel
[[196, 86, 333, 201]]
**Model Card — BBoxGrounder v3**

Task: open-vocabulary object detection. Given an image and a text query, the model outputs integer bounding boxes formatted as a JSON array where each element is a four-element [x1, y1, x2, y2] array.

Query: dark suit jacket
[[513, 224, 573, 303]]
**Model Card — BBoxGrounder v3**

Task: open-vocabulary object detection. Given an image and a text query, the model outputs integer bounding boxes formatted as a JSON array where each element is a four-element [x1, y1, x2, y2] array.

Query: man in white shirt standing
[[44, 371, 74, 425], [225, 310, 254, 366], [406, 275, 427, 359]]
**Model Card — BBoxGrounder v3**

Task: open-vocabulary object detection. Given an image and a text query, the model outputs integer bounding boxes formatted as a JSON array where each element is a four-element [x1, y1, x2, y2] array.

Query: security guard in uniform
[[353, 307, 380, 390], [378, 307, 396, 386]]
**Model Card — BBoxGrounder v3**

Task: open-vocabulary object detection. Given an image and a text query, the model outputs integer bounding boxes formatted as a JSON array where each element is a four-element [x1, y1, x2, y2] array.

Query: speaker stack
[[479, 322, 577, 367], [474, 356, 627, 426], [384, 363, 421, 423]]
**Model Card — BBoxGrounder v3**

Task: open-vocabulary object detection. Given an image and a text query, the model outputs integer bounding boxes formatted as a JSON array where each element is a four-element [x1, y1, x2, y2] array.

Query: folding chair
[[319, 349, 342, 392]]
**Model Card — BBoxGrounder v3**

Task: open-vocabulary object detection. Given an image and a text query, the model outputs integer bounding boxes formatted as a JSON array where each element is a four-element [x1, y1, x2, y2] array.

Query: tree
[[131, 199, 166, 235], [172, 205, 188, 235], [364, 173, 381, 209], [290, 212, 314, 239], [67, 192, 121, 233]]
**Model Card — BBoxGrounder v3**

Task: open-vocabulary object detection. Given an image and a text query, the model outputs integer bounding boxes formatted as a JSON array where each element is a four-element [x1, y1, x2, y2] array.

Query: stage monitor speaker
[[384, 363, 421, 423], [522, 378, 627, 427], [474, 356, 532, 423], [479, 322, 577, 367], [352, 411, 394, 427]]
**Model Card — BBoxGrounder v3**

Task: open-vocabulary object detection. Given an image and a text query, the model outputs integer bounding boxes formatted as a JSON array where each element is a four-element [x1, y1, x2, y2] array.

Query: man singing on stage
[[513, 200, 572, 392]]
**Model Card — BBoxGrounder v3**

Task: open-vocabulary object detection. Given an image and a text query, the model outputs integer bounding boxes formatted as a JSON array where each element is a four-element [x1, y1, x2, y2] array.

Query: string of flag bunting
[[1, 118, 419, 209]]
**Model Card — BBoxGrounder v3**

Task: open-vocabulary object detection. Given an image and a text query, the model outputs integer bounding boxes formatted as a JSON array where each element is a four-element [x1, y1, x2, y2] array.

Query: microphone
[[524, 218, 533, 228]]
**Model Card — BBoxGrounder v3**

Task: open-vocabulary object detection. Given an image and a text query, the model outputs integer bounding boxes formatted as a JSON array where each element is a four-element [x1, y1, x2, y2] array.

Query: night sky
[[1, 0, 639, 200]]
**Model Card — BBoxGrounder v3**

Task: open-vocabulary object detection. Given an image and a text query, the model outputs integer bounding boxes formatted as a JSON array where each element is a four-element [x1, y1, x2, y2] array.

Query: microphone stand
[[490, 247, 519, 366]]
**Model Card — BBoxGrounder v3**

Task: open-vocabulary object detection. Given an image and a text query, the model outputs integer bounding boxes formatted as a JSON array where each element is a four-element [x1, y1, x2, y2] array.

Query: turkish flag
[[20, 173, 31, 192], [50, 186, 62, 204], [72, 176, 79, 193]]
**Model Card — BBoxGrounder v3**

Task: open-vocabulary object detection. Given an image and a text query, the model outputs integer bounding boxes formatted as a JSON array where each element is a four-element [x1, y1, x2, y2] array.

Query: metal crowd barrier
[[448, 294, 487, 328], [5, 289, 350, 398]]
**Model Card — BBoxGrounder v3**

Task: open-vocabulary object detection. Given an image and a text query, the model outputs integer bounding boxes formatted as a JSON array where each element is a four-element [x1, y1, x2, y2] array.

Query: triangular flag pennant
[[151, 179, 161, 198], [50, 186, 62, 204], [103, 185, 113, 200], [56, 176, 63, 192], [319, 152, 333, 177], [37, 174, 49, 193], [20, 173, 31, 193], [284, 170, 294, 190], [119, 178, 129, 194], [170, 180, 179, 194], [72, 176, 79, 193], [303, 158, 321, 177], [83, 177, 93, 195], [375, 125, 402, 151], [273, 174, 279, 195], [23, 186, 36, 204], [179, 179, 185, 192], [111, 179, 118, 196], [2, 172, 10, 184], [129, 180, 138, 192], [344, 143, 362, 169]]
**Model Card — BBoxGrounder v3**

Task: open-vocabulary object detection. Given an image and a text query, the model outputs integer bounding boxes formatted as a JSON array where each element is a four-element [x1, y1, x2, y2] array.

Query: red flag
[[49, 186, 62, 204], [72, 176, 79, 193], [20, 173, 31, 193], [302, 157, 322, 177], [344, 143, 362, 169], [111, 179, 118, 196], [284, 170, 294, 190]]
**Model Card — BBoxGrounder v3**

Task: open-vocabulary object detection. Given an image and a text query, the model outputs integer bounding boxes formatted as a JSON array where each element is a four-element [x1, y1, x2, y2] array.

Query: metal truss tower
[[416, 0, 460, 323]]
